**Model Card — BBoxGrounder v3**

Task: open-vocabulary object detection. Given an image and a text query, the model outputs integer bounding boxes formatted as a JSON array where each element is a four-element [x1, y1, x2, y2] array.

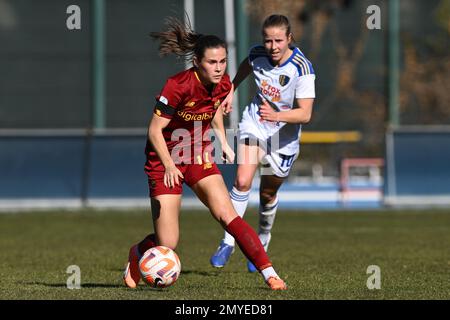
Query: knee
[[234, 177, 252, 192], [217, 212, 235, 228], [213, 207, 238, 228], [260, 190, 276, 206]]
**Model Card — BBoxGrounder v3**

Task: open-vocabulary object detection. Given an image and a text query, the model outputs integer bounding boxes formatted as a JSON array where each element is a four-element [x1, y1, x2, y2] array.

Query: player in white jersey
[[211, 14, 316, 272]]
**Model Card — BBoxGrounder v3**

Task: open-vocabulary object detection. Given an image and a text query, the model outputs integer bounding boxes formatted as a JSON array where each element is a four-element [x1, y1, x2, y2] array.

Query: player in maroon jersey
[[123, 17, 286, 290]]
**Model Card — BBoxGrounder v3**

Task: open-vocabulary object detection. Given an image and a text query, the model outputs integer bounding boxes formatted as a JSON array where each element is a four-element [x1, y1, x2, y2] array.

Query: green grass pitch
[[0, 208, 449, 300]]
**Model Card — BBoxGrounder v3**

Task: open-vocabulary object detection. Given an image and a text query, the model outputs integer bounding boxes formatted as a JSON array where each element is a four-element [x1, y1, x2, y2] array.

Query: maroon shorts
[[145, 159, 222, 198]]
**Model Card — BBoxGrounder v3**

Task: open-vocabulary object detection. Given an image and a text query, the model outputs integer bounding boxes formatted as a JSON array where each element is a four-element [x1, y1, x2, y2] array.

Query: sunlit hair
[[150, 16, 228, 62]]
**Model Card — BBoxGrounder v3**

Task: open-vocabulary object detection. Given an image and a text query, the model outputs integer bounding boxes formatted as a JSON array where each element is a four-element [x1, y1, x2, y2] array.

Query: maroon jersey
[[146, 67, 232, 165]]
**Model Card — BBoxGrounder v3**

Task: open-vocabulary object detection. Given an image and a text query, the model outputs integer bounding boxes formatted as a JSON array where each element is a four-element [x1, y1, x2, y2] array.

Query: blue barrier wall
[[385, 127, 450, 206], [0, 135, 85, 198], [0, 131, 383, 209], [0, 131, 239, 202], [88, 135, 148, 198]]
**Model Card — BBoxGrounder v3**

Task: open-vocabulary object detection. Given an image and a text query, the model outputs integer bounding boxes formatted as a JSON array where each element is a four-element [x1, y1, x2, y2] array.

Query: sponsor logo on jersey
[[279, 75, 290, 87], [260, 80, 281, 102], [177, 110, 213, 121]]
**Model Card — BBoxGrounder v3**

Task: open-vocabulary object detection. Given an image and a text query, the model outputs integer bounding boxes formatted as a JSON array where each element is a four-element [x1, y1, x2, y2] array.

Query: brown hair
[[150, 16, 227, 62], [262, 14, 293, 40]]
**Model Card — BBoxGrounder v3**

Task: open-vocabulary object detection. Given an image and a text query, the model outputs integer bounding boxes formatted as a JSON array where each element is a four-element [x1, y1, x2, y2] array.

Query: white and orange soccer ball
[[138, 246, 181, 288]]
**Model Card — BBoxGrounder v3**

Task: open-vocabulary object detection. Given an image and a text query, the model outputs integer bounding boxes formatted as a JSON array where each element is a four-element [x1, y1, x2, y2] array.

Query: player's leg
[[247, 174, 284, 272], [231, 140, 262, 228], [246, 150, 298, 272], [191, 174, 286, 290], [259, 174, 284, 242], [135, 194, 182, 254], [123, 194, 182, 288], [124, 159, 184, 288], [210, 140, 261, 267], [150, 195, 182, 249]]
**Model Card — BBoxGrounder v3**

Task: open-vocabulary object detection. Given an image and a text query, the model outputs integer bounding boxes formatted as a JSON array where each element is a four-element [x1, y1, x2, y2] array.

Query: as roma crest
[[279, 75, 290, 87], [214, 100, 221, 109]]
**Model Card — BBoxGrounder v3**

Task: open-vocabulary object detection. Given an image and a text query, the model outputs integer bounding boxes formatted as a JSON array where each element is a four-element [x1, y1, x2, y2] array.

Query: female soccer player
[[210, 14, 316, 272], [122, 17, 287, 290]]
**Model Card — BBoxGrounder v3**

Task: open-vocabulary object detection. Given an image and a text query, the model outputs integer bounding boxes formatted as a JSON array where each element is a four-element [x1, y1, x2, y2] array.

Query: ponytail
[[150, 16, 227, 62]]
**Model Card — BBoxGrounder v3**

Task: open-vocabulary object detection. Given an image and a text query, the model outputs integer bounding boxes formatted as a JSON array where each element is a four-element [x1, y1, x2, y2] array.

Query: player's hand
[[221, 143, 235, 164], [164, 165, 184, 188], [220, 84, 234, 115], [259, 98, 279, 122]]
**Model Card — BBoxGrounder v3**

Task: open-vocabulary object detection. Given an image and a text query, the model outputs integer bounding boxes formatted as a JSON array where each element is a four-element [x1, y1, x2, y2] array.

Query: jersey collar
[[276, 47, 298, 68], [193, 69, 217, 94]]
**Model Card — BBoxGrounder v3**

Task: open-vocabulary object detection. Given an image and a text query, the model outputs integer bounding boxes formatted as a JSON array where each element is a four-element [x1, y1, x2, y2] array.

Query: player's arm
[[232, 58, 253, 89], [260, 73, 315, 124], [148, 114, 184, 187], [259, 97, 314, 124], [220, 58, 253, 114], [148, 115, 172, 167], [211, 106, 235, 163], [278, 98, 314, 124]]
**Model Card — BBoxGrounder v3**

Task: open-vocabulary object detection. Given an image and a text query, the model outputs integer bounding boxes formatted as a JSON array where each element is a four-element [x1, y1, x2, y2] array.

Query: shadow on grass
[[108, 268, 224, 277], [22, 282, 123, 289], [181, 269, 224, 277]]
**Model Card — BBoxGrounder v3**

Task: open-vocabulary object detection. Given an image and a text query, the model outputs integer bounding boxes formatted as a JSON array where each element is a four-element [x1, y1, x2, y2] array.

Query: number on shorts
[[280, 154, 295, 168]]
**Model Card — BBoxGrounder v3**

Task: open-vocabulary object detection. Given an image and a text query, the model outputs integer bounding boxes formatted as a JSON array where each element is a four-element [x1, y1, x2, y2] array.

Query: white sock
[[223, 187, 250, 246], [261, 266, 279, 281], [258, 196, 279, 246]]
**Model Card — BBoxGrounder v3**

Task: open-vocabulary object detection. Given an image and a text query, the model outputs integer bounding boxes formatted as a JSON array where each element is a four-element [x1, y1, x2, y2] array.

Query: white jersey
[[239, 46, 316, 155]]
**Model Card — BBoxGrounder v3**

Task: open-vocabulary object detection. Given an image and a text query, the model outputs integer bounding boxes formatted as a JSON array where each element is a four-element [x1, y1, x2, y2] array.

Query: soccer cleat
[[247, 260, 258, 273], [210, 241, 235, 268], [266, 276, 287, 290], [123, 244, 141, 288], [247, 233, 271, 273]]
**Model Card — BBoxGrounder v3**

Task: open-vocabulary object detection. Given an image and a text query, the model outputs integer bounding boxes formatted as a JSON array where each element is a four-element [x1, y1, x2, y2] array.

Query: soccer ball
[[138, 246, 181, 288]]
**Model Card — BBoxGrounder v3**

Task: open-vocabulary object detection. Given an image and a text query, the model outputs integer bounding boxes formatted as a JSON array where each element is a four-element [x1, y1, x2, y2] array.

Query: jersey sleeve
[[295, 74, 316, 99], [220, 74, 233, 96], [248, 45, 268, 63], [154, 78, 183, 119]]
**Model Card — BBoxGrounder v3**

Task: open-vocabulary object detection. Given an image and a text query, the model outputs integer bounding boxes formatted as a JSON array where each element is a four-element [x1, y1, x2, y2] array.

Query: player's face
[[195, 47, 227, 85], [263, 26, 292, 66]]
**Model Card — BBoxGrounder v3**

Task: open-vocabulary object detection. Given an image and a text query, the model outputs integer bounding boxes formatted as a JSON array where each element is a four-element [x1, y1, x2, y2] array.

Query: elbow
[[148, 130, 155, 144], [303, 115, 312, 124], [211, 117, 218, 128], [299, 114, 312, 124], [148, 125, 160, 144]]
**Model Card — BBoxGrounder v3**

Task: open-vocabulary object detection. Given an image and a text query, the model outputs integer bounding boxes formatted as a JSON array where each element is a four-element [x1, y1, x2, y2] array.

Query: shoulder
[[248, 45, 269, 62], [165, 68, 193, 87], [158, 69, 193, 106], [217, 73, 232, 95], [221, 73, 231, 88], [289, 47, 315, 77]]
